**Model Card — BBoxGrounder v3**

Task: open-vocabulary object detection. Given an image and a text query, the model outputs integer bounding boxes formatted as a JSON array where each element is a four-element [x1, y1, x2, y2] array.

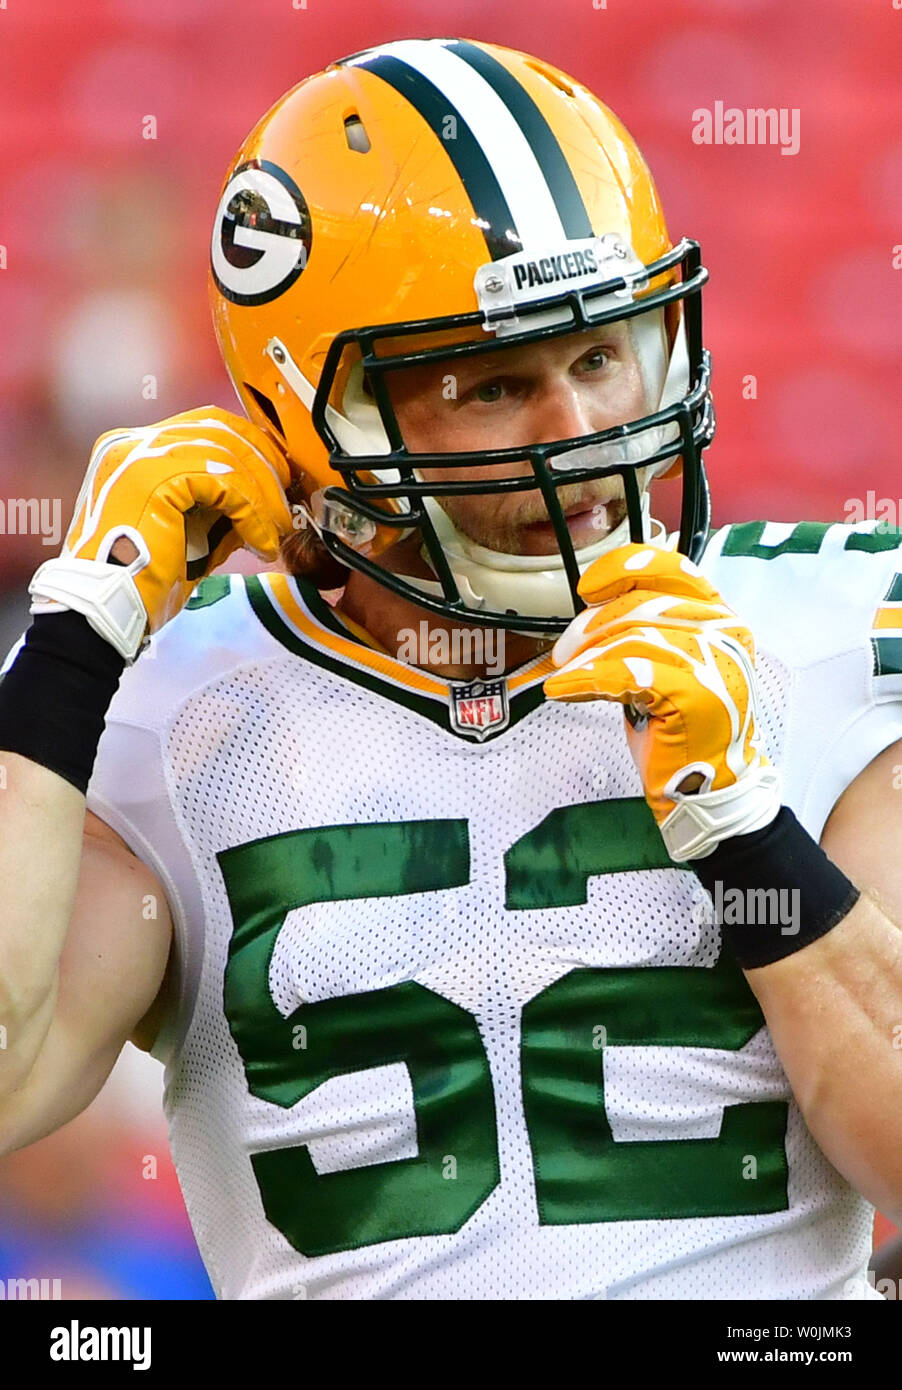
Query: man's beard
[[435, 486, 628, 555]]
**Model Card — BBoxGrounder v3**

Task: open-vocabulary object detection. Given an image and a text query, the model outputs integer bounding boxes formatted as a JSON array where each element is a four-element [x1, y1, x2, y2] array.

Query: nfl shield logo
[[448, 679, 510, 741]]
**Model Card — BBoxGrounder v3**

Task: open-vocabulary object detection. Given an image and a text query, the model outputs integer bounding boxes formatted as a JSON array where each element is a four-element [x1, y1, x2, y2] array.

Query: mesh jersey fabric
[[85, 520, 902, 1299]]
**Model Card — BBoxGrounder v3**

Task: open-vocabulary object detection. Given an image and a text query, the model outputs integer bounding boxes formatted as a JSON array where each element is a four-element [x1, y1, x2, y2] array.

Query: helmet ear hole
[[244, 384, 286, 439], [343, 114, 371, 153]]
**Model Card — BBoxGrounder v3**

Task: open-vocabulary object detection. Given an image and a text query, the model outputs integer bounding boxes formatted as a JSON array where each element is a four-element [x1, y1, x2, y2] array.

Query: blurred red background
[[1, 0, 900, 1298]]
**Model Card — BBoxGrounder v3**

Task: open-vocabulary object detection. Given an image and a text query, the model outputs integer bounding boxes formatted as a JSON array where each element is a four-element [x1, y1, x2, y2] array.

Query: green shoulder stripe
[[186, 575, 233, 609], [719, 520, 902, 561]]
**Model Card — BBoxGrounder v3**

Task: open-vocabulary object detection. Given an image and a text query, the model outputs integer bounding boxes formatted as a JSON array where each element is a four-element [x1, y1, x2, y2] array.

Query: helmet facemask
[[273, 238, 714, 635]]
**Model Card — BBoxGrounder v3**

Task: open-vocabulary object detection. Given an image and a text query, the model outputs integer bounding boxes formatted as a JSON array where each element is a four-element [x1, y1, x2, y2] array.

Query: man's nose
[[532, 379, 595, 443]]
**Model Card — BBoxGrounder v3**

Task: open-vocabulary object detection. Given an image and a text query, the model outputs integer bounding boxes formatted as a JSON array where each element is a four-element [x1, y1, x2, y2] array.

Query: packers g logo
[[211, 160, 312, 306]]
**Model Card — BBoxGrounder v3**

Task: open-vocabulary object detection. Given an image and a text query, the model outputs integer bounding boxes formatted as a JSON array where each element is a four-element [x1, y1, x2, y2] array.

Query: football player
[[1, 38, 901, 1300]]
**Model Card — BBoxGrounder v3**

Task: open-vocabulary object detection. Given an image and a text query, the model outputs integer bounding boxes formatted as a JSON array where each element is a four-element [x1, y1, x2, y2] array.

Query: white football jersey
[[86, 519, 902, 1300]]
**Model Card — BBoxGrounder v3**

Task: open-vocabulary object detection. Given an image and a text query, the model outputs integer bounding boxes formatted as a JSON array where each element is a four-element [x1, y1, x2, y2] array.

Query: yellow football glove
[[29, 406, 293, 660], [544, 543, 781, 860]]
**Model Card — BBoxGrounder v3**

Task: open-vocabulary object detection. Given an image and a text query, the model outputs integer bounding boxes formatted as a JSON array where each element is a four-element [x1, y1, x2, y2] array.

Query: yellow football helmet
[[209, 37, 713, 633]]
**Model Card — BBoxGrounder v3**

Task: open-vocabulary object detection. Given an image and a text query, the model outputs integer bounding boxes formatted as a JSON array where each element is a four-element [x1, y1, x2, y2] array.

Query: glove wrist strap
[[660, 764, 783, 861], [30, 556, 148, 662]]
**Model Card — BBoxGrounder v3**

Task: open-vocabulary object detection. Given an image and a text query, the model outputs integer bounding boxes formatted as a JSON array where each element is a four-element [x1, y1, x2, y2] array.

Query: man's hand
[[29, 406, 293, 659], [543, 544, 781, 860]]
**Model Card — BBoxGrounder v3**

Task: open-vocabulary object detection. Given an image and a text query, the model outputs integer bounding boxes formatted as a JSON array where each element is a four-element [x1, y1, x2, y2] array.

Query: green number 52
[[219, 799, 788, 1257]]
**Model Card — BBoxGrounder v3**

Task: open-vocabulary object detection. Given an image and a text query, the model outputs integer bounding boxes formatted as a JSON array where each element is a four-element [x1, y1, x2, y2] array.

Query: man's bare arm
[[0, 409, 293, 1157], [0, 751, 173, 1154], [743, 739, 902, 1224]]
